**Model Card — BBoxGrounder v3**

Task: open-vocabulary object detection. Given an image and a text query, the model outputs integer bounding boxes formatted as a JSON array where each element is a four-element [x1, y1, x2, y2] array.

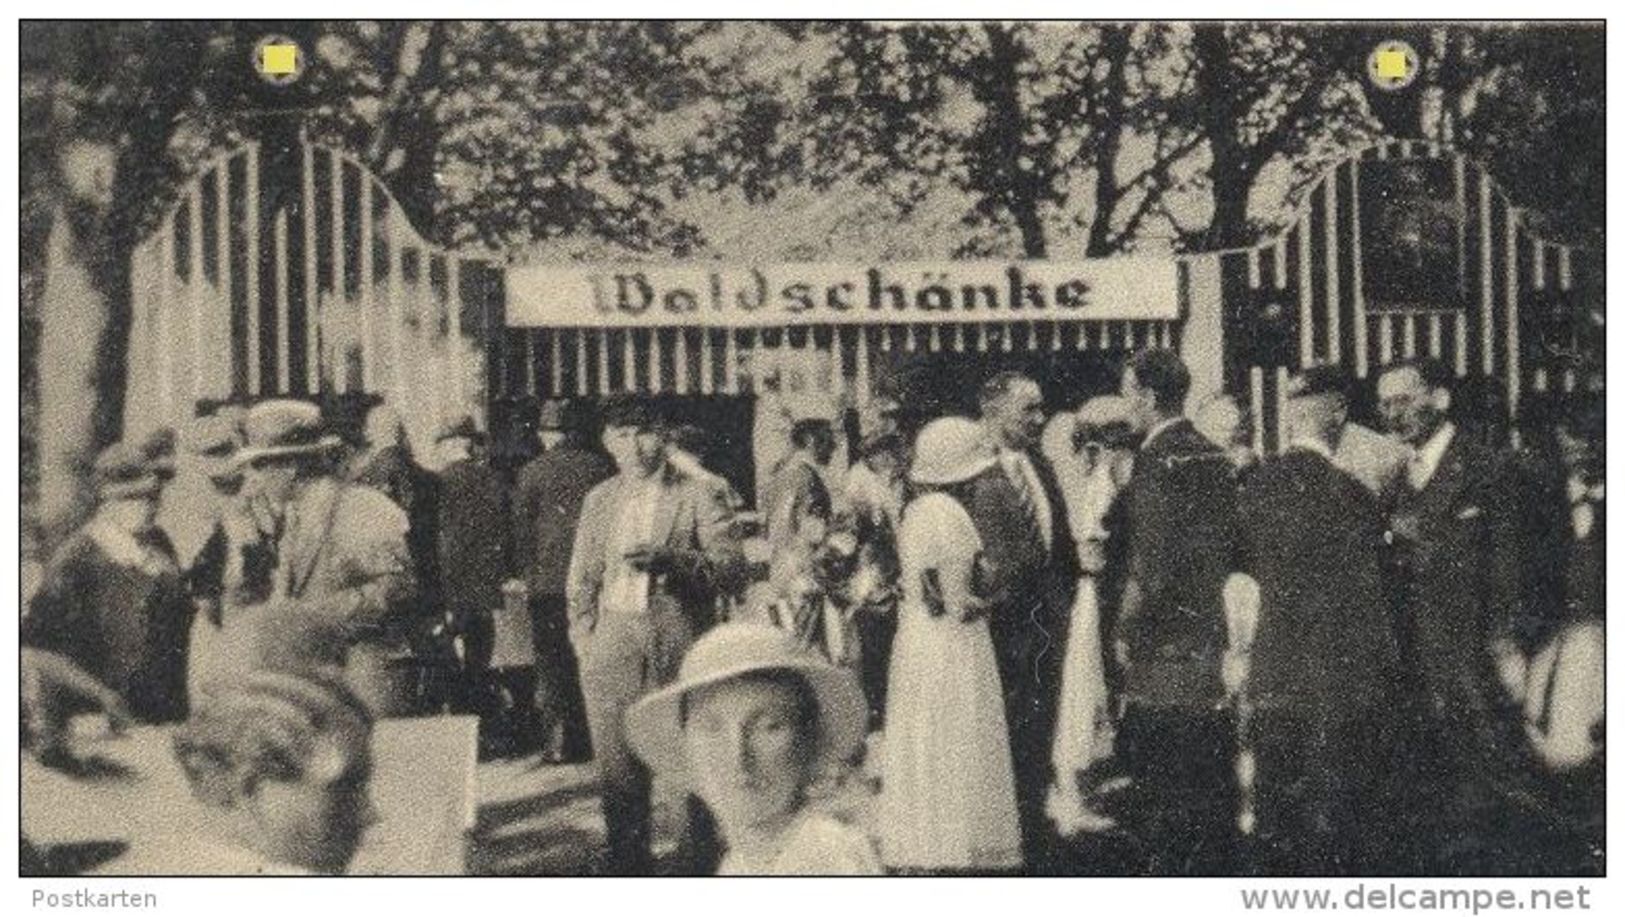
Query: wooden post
[[274, 209, 291, 393], [359, 169, 375, 392], [215, 163, 232, 398], [330, 150, 348, 394], [303, 141, 320, 394], [1297, 219, 1313, 366], [245, 142, 262, 396], [1324, 171, 1341, 365], [188, 180, 206, 406]]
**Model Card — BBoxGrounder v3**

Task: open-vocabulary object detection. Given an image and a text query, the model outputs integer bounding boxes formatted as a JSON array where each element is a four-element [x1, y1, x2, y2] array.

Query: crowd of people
[[20, 346, 1605, 877]]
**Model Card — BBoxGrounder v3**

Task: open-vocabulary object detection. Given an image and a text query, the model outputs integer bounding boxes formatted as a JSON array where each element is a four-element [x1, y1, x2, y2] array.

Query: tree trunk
[[980, 24, 1047, 258], [1084, 26, 1133, 257], [1192, 26, 1255, 249]]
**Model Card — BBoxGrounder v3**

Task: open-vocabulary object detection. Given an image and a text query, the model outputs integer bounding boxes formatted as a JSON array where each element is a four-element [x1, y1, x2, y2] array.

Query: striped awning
[[495, 319, 1184, 399]]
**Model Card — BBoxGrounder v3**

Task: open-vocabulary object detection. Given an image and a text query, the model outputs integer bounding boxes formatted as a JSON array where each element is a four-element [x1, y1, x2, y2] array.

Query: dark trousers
[[991, 630, 1062, 872], [1118, 704, 1239, 876], [1392, 703, 1521, 875], [1249, 705, 1397, 875], [857, 610, 896, 729], [530, 595, 590, 760]]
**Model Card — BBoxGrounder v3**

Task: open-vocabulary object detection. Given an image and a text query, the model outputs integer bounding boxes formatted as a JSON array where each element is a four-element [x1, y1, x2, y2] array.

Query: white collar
[[1142, 415, 1184, 449], [1409, 422, 1457, 491]]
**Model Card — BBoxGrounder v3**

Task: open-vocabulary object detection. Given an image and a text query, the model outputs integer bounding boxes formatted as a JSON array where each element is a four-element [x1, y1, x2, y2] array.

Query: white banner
[[506, 260, 1181, 328]]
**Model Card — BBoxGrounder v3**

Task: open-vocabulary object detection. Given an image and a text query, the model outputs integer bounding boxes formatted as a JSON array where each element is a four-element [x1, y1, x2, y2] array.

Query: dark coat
[[1388, 429, 1527, 724], [23, 529, 193, 723], [511, 441, 618, 598], [436, 458, 512, 622], [1117, 418, 1240, 710], [1237, 448, 1399, 713], [968, 449, 1080, 683]]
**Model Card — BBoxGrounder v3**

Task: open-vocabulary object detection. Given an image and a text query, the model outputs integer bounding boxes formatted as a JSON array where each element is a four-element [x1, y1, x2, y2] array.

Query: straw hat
[[235, 399, 342, 466], [908, 416, 996, 485], [93, 441, 164, 501], [181, 414, 244, 482], [623, 622, 868, 784]]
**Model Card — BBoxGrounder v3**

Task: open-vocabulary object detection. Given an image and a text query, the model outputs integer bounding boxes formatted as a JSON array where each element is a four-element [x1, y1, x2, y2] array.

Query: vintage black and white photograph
[[15, 17, 1605, 880]]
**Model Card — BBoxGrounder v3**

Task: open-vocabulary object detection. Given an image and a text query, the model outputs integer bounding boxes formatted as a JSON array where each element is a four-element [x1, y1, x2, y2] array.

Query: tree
[[684, 21, 1205, 259], [1178, 23, 1377, 250]]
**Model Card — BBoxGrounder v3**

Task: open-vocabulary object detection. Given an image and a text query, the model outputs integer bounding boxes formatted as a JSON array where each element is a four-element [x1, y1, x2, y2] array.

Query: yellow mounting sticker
[[254, 35, 304, 86], [1367, 40, 1419, 92]]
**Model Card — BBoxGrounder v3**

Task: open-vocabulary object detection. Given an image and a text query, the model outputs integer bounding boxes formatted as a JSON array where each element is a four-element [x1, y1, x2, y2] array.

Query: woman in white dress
[[881, 416, 1022, 872], [1044, 397, 1138, 836]]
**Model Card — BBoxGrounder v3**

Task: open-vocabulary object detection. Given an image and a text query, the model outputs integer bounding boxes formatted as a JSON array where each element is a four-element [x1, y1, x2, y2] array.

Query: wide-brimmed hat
[[235, 399, 342, 466], [94, 441, 164, 501], [909, 416, 996, 485], [624, 622, 868, 784], [181, 414, 244, 481]]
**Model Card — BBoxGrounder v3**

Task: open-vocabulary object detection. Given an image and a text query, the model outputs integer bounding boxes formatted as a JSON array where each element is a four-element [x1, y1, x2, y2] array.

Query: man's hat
[[600, 395, 657, 431], [1285, 363, 1353, 401], [236, 399, 342, 466], [536, 399, 570, 432], [94, 441, 164, 501], [1074, 395, 1139, 449], [856, 429, 904, 459], [434, 414, 484, 444], [181, 414, 245, 482], [139, 426, 178, 481]]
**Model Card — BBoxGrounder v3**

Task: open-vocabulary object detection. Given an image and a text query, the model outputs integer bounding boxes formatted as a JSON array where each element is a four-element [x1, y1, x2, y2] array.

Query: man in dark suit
[[1113, 348, 1240, 875], [434, 416, 516, 730], [1230, 365, 1401, 874], [1377, 358, 1530, 874], [967, 370, 1078, 872], [511, 399, 617, 763]]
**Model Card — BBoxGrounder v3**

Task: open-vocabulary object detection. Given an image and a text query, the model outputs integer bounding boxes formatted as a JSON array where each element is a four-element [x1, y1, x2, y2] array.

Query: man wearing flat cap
[[24, 441, 193, 723], [1228, 364, 1402, 874], [567, 396, 740, 874], [432, 415, 512, 715], [512, 398, 616, 763], [214, 399, 419, 716]]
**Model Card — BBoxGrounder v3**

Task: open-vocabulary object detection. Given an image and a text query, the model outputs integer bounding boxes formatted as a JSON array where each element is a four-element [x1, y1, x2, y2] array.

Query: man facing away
[[511, 399, 616, 763], [567, 400, 740, 874], [1376, 357, 1529, 874], [433, 415, 513, 722], [1228, 364, 1402, 874], [966, 370, 1078, 872], [1113, 348, 1241, 875]]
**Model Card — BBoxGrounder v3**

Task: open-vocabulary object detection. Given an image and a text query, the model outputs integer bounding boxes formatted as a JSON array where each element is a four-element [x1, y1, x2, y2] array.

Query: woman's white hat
[[908, 416, 996, 485], [624, 622, 868, 783]]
